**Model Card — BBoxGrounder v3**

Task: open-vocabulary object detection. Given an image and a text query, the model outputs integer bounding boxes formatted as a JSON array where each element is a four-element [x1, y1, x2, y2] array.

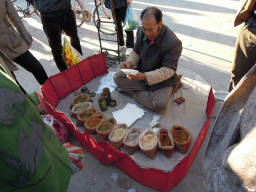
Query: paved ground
[[15, 0, 240, 191]]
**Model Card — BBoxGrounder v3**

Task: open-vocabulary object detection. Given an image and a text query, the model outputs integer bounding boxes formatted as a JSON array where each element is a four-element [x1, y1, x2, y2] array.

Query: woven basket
[[139, 129, 158, 159], [84, 113, 105, 134], [170, 125, 191, 154], [123, 128, 141, 154], [108, 124, 127, 149], [71, 102, 92, 118], [70, 93, 93, 108], [157, 128, 175, 158], [96, 118, 116, 141], [77, 107, 97, 126]]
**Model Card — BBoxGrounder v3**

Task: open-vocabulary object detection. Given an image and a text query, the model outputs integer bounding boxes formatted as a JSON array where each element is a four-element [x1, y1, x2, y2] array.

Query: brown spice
[[173, 127, 188, 143], [80, 111, 92, 119], [98, 122, 113, 133], [87, 118, 101, 128], [73, 95, 90, 105], [160, 132, 171, 146]]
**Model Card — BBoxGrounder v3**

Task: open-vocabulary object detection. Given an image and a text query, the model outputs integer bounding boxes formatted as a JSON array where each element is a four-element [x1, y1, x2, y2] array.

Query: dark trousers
[[114, 6, 134, 48], [41, 9, 82, 72], [14, 50, 48, 85], [229, 25, 256, 91]]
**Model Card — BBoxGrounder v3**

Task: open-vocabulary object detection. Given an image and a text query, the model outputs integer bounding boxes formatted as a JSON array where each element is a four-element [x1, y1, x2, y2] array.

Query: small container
[[123, 128, 141, 154], [71, 93, 92, 108], [97, 95, 107, 112], [84, 113, 105, 134], [77, 107, 97, 126], [108, 124, 127, 149], [103, 87, 111, 104], [96, 118, 116, 141], [71, 102, 92, 118], [170, 125, 191, 154], [157, 128, 175, 158], [139, 129, 158, 159]]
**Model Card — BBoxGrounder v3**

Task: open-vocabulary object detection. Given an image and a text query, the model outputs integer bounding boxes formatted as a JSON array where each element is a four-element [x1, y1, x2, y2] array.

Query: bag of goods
[[157, 128, 175, 158], [62, 36, 81, 68], [96, 118, 116, 141], [42, 114, 68, 143], [71, 102, 92, 118], [123, 128, 141, 154], [108, 124, 127, 149], [170, 125, 191, 154], [123, 6, 139, 31], [70, 93, 93, 108], [84, 113, 105, 134], [64, 142, 84, 173], [77, 107, 97, 126], [139, 129, 158, 159]]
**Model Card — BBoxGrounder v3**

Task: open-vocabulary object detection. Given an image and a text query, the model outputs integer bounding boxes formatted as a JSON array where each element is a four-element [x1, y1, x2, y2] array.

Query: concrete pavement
[[15, 0, 240, 191]]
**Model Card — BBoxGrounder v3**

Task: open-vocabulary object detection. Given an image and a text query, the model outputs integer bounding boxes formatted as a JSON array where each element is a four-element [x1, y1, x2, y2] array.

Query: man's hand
[[120, 62, 134, 69], [127, 0, 132, 6], [127, 72, 146, 81]]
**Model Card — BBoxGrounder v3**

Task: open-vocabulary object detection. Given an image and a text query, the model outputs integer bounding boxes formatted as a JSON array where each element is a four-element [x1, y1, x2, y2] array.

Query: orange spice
[[173, 127, 188, 143], [160, 132, 171, 146], [87, 118, 101, 128]]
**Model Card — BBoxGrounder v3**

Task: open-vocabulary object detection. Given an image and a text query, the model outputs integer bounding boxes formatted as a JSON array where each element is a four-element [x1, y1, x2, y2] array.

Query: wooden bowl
[[108, 124, 127, 149], [71, 102, 92, 118], [139, 129, 158, 159], [170, 125, 191, 154], [123, 128, 141, 154], [84, 113, 105, 134], [77, 107, 97, 126], [70, 93, 93, 108], [157, 128, 175, 158], [96, 118, 116, 141]]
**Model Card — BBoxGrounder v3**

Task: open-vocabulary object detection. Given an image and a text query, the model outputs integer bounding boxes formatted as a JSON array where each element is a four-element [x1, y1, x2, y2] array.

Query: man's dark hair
[[140, 7, 162, 23]]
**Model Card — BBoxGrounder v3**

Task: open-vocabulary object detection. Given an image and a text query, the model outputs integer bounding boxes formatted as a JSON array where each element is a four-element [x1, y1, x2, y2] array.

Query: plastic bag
[[64, 142, 84, 174], [123, 6, 139, 31], [42, 114, 69, 143], [62, 36, 81, 68]]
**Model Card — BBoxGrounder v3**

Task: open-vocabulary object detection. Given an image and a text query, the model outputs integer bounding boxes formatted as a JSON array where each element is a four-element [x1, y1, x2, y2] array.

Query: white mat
[[57, 68, 210, 172]]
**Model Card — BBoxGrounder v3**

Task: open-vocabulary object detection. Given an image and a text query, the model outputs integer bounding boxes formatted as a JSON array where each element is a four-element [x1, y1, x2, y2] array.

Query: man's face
[[141, 17, 161, 40]]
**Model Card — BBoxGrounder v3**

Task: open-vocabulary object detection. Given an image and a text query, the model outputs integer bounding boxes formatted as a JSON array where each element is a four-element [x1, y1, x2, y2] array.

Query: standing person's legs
[[118, 6, 134, 48], [114, 7, 125, 46], [11, 71, 27, 94], [62, 9, 83, 55], [41, 15, 67, 72], [229, 26, 256, 91], [119, 6, 134, 48], [14, 51, 48, 85], [125, 31, 134, 48]]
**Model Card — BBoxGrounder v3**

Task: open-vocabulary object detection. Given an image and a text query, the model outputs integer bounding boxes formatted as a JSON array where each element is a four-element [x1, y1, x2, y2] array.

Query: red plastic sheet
[[39, 53, 215, 192]]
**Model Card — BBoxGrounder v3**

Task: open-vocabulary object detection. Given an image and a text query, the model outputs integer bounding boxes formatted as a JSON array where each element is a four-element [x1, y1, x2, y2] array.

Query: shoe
[[126, 48, 133, 56]]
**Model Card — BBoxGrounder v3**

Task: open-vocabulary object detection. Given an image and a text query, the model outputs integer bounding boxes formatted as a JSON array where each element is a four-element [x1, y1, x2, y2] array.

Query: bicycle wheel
[[72, 0, 84, 27], [12, 0, 35, 18], [92, 1, 116, 35]]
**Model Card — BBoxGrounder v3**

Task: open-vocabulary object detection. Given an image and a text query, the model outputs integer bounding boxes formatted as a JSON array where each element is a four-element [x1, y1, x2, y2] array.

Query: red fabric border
[[39, 53, 215, 192]]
